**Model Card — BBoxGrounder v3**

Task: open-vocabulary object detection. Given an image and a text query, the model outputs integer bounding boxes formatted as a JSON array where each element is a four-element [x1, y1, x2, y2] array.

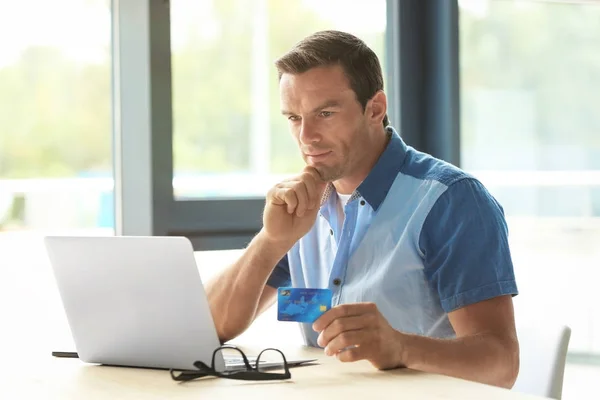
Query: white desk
[[0, 236, 548, 399], [0, 344, 548, 400]]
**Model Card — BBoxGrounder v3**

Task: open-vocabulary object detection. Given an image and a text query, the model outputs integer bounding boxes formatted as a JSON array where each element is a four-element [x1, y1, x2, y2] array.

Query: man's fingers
[[267, 167, 329, 215], [317, 315, 372, 347], [303, 166, 326, 184], [267, 186, 284, 205], [324, 330, 369, 356], [302, 166, 328, 188], [268, 187, 298, 213], [291, 181, 310, 217], [271, 177, 325, 215], [335, 345, 367, 363], [300, 173, 318, 210], [313, 302, 378, 332], [282, 188, 299, 214], [299, 172, 327, 210], [307, 168, 328, 186], [271, 184, 310, 216]]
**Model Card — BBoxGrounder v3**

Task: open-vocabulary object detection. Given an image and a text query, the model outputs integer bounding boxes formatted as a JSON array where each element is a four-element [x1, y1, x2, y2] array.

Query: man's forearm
[[398, 331, 519, 388], [205, 230, 290, 343]]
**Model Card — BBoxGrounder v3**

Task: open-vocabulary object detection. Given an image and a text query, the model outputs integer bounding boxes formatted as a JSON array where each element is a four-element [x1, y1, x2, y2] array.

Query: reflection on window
[[171, 0, 387, 199], [0, 0, 112, 233], [459, 0, 600, 355]]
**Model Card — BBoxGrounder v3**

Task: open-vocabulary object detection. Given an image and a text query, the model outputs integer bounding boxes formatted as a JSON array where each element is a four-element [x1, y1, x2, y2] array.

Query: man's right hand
[[262, 167, 328, 248]]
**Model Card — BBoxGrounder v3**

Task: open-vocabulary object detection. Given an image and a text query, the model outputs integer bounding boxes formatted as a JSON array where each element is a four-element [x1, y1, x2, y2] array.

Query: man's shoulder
[[404, 150, 507, 238], [400, 147, 473, 188]]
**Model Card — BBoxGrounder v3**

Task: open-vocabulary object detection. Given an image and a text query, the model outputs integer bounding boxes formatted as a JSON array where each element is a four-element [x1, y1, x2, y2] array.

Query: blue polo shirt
[[266, 126, 518, 347]]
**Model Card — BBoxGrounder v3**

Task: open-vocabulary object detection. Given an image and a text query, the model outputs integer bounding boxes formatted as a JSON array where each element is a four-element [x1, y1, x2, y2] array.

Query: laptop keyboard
[[225, 356, 266, 365]]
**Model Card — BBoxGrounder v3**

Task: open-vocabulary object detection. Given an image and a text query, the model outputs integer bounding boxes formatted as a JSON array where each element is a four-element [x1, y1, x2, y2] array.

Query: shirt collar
[[357, 126, 408, 211], [320, 126, 408, 212]]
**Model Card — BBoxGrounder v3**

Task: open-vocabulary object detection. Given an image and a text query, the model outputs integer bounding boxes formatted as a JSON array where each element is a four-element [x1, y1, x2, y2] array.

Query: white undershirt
[[336, 193, 352, 234]]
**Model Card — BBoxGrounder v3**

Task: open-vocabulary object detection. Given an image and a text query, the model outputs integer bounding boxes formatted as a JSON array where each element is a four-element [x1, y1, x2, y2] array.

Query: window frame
[[111, 0, 460, 250]]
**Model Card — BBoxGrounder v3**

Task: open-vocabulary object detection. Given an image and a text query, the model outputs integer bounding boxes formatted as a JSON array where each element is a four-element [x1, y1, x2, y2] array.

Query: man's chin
[[312, 166, 343, 182]]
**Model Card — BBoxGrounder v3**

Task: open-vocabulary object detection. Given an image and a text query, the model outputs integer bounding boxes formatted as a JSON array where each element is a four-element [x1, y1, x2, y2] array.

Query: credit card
[[277, 287, 332, 323]]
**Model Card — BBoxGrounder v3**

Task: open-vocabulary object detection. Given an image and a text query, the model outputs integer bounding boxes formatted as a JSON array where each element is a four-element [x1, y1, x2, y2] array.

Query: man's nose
[[299, 119, 321, 144]]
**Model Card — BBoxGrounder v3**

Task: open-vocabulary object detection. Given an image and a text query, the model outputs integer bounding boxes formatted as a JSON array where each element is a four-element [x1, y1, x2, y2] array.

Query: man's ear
[[366, 90, 387, 127]]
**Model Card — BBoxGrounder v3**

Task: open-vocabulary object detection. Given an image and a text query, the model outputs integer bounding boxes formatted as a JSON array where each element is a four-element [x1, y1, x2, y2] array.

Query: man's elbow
[[496, 337, 520, 389], [214, 320, 244, 345]]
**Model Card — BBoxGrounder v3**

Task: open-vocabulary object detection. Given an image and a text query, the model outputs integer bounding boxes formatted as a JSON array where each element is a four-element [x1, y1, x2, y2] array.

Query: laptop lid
[[45, 235, 226, 371]]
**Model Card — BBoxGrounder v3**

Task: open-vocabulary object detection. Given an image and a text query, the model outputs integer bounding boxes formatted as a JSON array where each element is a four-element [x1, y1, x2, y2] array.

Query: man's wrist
[[254, 229, 294, 258], [393, 330, 414, 369]]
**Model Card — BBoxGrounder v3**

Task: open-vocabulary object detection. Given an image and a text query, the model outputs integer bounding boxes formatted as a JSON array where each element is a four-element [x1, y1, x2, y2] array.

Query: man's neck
[[333, 127, 390, 195]]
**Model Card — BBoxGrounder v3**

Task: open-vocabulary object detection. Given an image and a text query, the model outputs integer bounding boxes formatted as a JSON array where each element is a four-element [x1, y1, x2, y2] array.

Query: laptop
[[44, 235, 315, 372]]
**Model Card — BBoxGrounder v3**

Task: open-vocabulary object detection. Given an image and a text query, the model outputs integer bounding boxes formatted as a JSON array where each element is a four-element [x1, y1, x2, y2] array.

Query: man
[[206, 30, 519, 388]]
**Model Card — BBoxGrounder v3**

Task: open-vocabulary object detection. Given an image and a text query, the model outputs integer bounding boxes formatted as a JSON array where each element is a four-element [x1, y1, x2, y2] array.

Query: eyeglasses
[[169, 344, 291, 382]]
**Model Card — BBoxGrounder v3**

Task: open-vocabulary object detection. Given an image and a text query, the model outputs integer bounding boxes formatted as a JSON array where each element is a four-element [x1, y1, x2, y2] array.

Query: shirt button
[[360, 200, 366, 206], [333, 278, 342, 286], [329, 228, 334, 236]]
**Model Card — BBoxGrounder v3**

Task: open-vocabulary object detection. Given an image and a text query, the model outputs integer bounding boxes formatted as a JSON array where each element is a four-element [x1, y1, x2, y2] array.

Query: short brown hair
[[275, 30, 389, 128]]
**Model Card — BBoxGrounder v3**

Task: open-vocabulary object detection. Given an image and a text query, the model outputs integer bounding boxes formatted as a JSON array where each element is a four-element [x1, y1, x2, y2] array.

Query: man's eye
[[319, 111, 333, 117], [288, 115, 300, 122]]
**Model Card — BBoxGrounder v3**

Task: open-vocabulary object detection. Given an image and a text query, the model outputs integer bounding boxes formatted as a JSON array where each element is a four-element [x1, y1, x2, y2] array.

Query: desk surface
[[2, 345, 546, 400], [0, 239, 548, 399]]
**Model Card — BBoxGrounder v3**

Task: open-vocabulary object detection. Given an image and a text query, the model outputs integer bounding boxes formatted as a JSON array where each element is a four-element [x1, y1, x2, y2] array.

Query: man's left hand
[[312, 302, 405, 370]]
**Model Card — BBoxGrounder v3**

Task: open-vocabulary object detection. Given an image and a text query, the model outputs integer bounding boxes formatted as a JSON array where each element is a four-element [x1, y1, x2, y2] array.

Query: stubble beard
[[312, 158, 347, 182]]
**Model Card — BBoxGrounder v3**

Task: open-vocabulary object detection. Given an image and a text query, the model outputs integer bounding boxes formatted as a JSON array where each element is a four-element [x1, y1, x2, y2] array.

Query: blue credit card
[[277, 287, 333, 323]]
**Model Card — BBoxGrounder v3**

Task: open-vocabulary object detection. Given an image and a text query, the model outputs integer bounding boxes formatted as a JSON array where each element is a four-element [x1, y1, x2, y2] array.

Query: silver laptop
[[44, 235, 314, 372]]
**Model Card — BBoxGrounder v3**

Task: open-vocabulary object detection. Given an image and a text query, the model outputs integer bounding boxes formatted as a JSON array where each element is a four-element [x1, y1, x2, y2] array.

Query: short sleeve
[[266, 254, 292, 288], [419, 178, 518, 313]]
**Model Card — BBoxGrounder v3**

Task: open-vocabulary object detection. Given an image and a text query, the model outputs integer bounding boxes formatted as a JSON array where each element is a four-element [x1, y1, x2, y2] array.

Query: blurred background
[[0, 0, 599, 398]]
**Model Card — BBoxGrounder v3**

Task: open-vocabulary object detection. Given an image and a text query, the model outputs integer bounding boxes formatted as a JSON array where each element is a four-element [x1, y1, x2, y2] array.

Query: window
[[170, 0, 387, 200], [0, 0, 112, 356], [459, 0, 600, 355], [0, 0, 113, 234]]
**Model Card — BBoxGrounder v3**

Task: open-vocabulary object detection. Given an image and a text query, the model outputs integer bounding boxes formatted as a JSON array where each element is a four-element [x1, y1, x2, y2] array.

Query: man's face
[[279, 65, 370, 182]]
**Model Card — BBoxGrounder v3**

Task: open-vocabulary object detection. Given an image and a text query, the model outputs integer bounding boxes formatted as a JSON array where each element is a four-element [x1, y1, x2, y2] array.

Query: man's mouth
[[305, 151, 332, 162]]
